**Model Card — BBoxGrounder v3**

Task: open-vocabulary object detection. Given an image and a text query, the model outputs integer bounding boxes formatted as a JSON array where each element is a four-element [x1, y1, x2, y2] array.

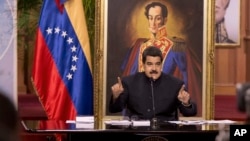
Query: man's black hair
[[144, 2, 168, 19], [142, 46, 163, 63]]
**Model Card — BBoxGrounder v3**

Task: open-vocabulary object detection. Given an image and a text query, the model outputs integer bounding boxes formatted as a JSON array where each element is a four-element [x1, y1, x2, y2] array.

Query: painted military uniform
[[121, 26, 188, 89]]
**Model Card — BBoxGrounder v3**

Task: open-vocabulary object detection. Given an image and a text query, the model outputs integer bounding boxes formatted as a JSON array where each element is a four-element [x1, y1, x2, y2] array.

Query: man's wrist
[[181, 102, 191, 107]]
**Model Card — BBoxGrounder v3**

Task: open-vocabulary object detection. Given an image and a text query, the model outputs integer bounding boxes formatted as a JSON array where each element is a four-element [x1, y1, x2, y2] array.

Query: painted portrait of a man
[[215, 0, 239, 44], [106, 0, 204, 117], [215, 0, 240, 44]]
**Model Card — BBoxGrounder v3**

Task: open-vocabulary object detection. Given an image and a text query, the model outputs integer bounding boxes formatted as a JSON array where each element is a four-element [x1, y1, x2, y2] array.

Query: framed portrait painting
[[215, 0, 241, 46], [94, 0, 215, 128]]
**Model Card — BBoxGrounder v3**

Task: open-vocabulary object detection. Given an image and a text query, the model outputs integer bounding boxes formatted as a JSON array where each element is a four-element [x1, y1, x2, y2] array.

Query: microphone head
[[149, 77, 155, 82]]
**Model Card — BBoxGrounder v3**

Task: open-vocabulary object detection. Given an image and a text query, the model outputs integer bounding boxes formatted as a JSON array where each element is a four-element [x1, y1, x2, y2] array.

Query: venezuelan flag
[[32, 0, 93, 120]]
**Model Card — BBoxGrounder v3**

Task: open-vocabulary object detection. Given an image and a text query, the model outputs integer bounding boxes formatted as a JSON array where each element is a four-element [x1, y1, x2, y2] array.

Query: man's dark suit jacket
[[109, 72, 197, 121]]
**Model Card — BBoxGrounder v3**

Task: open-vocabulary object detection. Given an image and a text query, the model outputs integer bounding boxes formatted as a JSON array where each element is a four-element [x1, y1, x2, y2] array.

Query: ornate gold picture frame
[[94, 0, 215, 128]]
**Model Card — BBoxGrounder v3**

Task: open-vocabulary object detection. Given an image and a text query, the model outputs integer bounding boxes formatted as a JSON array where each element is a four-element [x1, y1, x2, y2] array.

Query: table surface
[[21, 119, 237, 134]]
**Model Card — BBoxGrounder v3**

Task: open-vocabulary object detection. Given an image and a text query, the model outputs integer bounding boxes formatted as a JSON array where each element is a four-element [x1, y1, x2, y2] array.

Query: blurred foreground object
[[236, 83, 250, 123]]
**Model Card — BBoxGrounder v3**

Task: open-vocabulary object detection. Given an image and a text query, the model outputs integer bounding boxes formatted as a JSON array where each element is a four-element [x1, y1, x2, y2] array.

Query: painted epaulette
[[169, 36, 186, 52]]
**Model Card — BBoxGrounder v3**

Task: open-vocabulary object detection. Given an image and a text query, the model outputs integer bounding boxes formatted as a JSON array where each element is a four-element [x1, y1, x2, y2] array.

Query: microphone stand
[[150, 78, 158, 128]]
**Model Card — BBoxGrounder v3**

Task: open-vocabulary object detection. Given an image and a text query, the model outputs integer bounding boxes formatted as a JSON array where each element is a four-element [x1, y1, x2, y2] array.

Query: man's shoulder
[[123, 72, 142, 79], [226, 38, 236, 43], [122, 72, 145, 84], [133, 38, 148, 45], [168, 36, 186, 52], [161, 73, 183, 83], [129, 72, 144, 78], [169, 36, 185, 42], [129, 38, 149, 51]]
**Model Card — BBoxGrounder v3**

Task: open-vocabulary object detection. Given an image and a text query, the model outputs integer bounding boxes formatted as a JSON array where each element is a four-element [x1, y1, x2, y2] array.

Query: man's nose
[[153, 19, 157, 25], [152, 65, 157, 70]]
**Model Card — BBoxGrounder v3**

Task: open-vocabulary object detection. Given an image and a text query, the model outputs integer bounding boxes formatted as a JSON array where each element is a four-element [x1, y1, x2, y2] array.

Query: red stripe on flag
[[32, 29, 77, 120]]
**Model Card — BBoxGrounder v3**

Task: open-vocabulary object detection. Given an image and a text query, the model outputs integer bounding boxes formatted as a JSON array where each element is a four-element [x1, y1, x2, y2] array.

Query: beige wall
[[215, 0, 249, 95]]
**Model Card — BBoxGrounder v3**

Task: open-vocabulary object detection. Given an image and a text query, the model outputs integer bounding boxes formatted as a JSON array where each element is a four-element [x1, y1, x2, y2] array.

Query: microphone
[[150, 77, 158, 128], [150, 77, 156, 118]]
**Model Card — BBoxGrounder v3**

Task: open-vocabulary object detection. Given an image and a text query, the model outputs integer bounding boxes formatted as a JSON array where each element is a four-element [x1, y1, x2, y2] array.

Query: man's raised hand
[[111, 77, 124, 99], [177, 85, 190, 105]]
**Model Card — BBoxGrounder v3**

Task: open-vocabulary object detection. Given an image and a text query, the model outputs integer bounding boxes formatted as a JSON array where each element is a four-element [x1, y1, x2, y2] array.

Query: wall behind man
[[214, 0, 248, 95], [16, 0, 248, 102]]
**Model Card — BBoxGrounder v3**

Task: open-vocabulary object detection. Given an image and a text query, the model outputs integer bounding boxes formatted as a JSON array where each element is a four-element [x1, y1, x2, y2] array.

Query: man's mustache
[[150, 70, 158, 74]]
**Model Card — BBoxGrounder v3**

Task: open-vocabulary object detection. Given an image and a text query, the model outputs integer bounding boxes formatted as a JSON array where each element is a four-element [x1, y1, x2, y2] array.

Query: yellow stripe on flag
[[64, 0, 92, 73]]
